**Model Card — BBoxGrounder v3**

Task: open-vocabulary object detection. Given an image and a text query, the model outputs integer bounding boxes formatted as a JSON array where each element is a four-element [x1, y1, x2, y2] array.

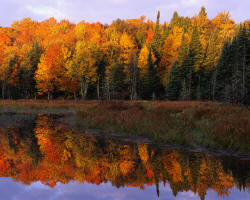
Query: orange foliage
[[146, 164, 154, 178], [146, 29, 154, 44]]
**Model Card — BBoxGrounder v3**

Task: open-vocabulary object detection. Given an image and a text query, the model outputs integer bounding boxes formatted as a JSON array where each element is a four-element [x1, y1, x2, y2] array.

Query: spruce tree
[[203, 33, 220, 100], [179, 53, 195, 100], [142, 49, 161, 99], [228, 37, 241, 102], [190, 27, 203, 100], [212, 41, 232, 101], [237, 26, 249, 103], [179, 27, 203, 100], [108, 63, 127, 99], [214, 25, 250, 104], [170, 11, 179, 27], [151, 11, 162, 65], [245, 24, 250, 104], [177, 33, 189, 67], [166, 34, 189, 100], [189, 26, 203, 72], [166, 61, 182, 100]]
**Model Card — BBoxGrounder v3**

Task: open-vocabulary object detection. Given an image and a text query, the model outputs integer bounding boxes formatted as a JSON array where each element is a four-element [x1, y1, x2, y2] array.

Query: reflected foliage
[[0, 114, 249, 199]]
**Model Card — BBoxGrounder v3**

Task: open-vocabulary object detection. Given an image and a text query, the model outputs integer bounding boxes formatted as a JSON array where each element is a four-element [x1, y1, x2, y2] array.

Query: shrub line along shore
[[0, 100, 249, 155]]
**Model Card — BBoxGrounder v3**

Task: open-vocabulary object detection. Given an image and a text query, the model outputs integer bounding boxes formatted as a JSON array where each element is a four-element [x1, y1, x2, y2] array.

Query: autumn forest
[[0, 7, 249, 103]]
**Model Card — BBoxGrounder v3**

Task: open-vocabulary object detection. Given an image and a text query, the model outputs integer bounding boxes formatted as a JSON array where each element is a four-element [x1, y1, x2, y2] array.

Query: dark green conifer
[[142, 48, 161, 99], [166, 61, 182, 100], [151, 11, 162, 65]]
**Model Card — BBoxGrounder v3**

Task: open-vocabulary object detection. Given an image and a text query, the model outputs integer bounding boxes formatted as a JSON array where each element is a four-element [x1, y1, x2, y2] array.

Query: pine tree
[[237, 26, 249, 103], [212, 41, 232, 101], [213, 25, 250, 104], [229, 36, 240, 102], [179, 53, 194, 100], [142, 48, 161, 99], [151, 11, 162, 65], [190, 27, 204, 100], [170, 11, 179, 27], [178, 27, 203, 100], [203, 32, 220, 100], [177, 33, 189, 67], [231, 25, 250, 104], [245, 24, 250, 105], [166, 61, 182, 100], [189, 26, 203, 72], [105, 63, 127, 100]]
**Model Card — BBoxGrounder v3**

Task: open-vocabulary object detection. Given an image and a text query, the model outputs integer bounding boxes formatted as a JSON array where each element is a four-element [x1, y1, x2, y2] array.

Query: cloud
[[181, 0, 205, 6], [0, 0, 249, 27], [108, 0, 127, 4], [25, 5, 66, 20]]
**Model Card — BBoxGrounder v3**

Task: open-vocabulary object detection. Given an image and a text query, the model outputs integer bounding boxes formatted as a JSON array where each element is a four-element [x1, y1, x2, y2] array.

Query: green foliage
[[141, 49, 161, 99], [107, 63, 127, 99], [170, 11, 192, 31], [166, 61, 182, 100], [151, 11, 162, 64], [212, 25, 250, 104], [20, 42, 41, 98]]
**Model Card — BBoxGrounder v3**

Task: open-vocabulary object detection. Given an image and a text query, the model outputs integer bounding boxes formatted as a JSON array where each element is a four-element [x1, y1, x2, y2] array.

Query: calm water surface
[[0, 114, 249, 200]]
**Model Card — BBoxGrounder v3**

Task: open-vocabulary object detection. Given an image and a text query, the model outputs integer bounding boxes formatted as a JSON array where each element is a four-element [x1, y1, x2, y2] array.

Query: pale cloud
[[0, 0, 249, 27], [109, 0, 127, 4], [25, 5, 67, 20], [181, 0, 206, 7]]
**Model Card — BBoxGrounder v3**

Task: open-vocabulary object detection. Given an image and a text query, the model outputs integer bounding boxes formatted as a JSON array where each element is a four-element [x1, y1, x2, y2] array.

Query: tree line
[[0, 7, 249, 103]]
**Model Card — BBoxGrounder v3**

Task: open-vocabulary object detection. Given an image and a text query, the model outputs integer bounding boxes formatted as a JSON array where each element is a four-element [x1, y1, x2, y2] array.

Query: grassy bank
[[0, 100, 249, 154]]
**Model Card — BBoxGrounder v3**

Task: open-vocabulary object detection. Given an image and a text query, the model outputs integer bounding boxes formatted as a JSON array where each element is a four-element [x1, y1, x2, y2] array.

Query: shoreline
[[0, 100, 249, 155]]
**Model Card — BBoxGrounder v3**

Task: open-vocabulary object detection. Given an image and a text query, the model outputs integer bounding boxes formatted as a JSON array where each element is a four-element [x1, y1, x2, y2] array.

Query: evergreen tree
[[127, 53, 139, 100], [231, 26, 250, 103], [178, 27, 203, 100], [177, 33, 189, 67], [229, 36, 240, 102], [151, 11, 162, 65], [179, 53, 195, 100], [213, 25, 250, 104], [190, 26, 204, 100], [170, 11, 192, 31], [212, 41, 232, 101], [245, 24, 250, 105], [161, 22, 170, 45], [189, 26, 203, 72], [105, 63, 127, 100], [142, 49, 161, 99], [166, 61, 182, 100], [237, 26, 249, 103], [170, 11, 179, 27], [203, 32, 220, 100]]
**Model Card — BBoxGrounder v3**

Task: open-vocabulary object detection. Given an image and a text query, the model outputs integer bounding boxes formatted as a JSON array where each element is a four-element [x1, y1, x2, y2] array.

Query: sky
[[0, 0, 249, 27], [0, 178, 249, 200]]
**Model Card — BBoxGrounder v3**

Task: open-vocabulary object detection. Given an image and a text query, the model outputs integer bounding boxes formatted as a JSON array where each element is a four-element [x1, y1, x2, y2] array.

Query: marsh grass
[[0, 100, 249, 153]]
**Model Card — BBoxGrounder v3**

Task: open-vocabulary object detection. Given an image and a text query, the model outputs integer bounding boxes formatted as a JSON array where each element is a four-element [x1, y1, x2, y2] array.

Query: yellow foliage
[[137, 143, 149, 164], [120, 32, 135, 65], [138, 45, 156, 77]]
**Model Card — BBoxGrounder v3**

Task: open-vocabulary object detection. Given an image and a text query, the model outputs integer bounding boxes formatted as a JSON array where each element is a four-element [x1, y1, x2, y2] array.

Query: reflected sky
[[0, 114, 249, 200], [0, 178, 249, 200]]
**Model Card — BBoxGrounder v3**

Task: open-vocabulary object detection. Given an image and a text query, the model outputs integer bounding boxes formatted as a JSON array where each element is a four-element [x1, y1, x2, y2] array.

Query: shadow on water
[[0, 113, 249, 200]]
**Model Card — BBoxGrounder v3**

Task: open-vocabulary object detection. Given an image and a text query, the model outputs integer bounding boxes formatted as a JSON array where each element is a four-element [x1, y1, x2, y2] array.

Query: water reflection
[[0, 114, 249, 200]]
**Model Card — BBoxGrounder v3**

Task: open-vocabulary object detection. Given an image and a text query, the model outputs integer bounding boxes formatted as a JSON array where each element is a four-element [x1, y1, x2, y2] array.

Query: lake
[[0, 113, 249, 200]]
